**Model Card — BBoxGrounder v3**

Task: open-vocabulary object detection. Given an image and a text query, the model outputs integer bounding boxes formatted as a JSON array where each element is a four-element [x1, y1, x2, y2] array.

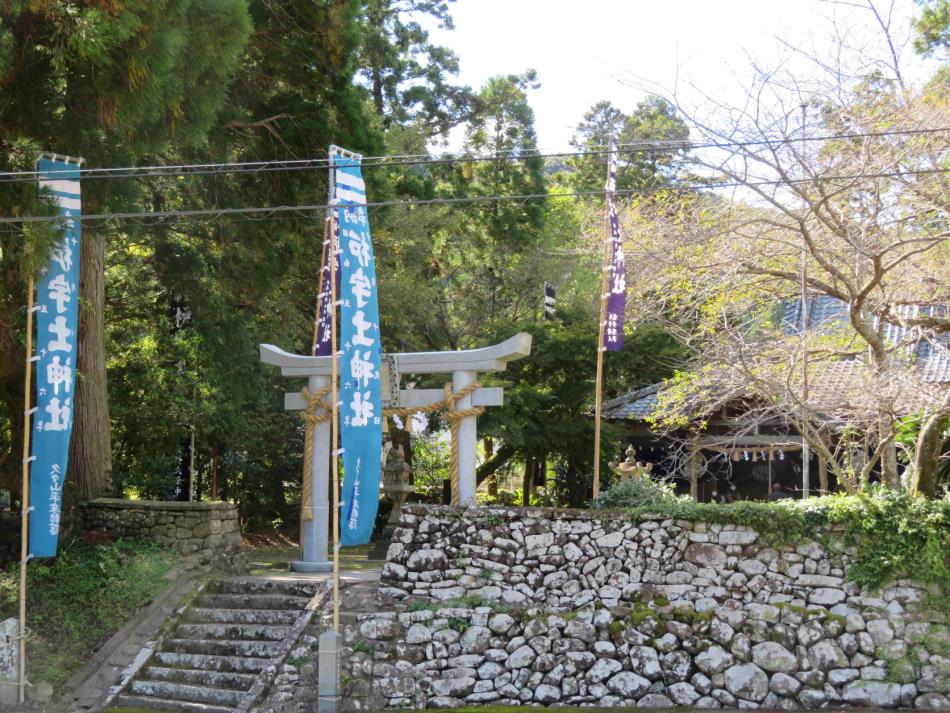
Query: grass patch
[[0, 537, 175, 689]]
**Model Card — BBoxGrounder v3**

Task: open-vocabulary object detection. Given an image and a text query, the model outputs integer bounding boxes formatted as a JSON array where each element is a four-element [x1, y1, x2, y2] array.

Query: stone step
[[114, 693, 234, 713], [175, 622, 293, 641], [162, 637, 283, 658], [142, 665, 258, 690], [194, 593, 312, 611], [207, 577, 319, 598], [152, 651, 270, 673], [130, 678, 245, 707], [184, 606, 300, 625]]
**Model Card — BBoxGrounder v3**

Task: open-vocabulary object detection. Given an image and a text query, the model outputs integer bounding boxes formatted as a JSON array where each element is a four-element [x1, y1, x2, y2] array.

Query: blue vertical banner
[[29, 156, 82, 557], [603, 135, 626, 351], [332, 147, 383, 546]]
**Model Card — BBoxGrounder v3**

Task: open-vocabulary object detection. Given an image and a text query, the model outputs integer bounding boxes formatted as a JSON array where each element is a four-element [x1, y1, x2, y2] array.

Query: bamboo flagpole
[[328, 208, 341, 633], [592, 214, 611, 499], [18, 277, 35, 704], [799, 103, 810, 500], [592, 136, 626, 498]]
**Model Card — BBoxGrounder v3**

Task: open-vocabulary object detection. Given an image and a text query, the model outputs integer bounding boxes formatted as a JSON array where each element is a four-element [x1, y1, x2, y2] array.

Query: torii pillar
[[260, 332, 532, 572]]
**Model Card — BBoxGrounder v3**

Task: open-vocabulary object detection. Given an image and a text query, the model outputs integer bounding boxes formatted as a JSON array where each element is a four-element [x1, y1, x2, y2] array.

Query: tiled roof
[[601, 383, 663, 420], [782, 298, 949, 382], [604, 358, 947, 424], [605, 298, 949, 424]]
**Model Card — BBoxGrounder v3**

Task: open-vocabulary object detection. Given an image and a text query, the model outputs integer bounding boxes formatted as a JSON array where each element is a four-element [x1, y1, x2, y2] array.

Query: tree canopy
[[1, 0, 946, 543]]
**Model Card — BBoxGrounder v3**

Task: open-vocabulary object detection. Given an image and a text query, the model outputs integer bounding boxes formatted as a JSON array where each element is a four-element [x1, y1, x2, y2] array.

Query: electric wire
[[1, 126, 948, 184], [2, 165, 947, 227]]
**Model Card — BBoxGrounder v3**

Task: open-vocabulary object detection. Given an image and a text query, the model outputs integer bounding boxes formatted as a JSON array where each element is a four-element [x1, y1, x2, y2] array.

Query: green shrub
[[0, 538, 174, 687], [592, 482, 950, 611], [591, 476, 680, 509], [410, 436, 452, 502]]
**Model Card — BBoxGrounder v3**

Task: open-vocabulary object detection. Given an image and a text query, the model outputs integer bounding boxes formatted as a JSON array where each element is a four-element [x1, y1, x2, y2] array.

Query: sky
[[425, 0, 930, 149]]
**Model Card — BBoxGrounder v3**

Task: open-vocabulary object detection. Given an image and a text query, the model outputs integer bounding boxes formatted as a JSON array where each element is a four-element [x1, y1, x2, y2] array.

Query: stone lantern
[[610, 445, 653, 482]]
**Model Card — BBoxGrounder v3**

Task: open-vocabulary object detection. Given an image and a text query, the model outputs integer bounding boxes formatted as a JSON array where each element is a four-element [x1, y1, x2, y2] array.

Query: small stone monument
[[382, 444, 413, 525], [610, 445, 654, 482], [0, 618, 18, 704], [369, 443, 415, 559]]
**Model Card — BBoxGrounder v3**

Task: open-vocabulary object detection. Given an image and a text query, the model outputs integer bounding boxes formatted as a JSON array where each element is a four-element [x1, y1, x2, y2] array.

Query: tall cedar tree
[[0, 1, 252, 504]]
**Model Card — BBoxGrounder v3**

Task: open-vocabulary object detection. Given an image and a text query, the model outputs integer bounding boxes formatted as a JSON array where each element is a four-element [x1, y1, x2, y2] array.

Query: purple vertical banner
[[313, 219, 336, 356], [603, 136, 626, 351]]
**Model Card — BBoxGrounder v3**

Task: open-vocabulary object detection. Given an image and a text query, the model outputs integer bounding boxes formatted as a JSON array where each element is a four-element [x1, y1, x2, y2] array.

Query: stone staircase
[[111, 577, 322, 713]]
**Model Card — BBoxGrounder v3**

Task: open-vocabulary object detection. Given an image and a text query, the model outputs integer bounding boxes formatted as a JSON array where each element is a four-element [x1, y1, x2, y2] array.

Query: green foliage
[[357, 0, 473, 137], [410, 436, 452, 501], [629, 602, 658, 627], [914, 0, 950, 56], [351, 640, 374, 654], [568, 96, 692, 193], [823, 487, 950, 595], [0, 539, 174, 687], [448, 617, 468, 632], [594, 482, 950, 604], [590, 476, 680, 509], [482, 310, 683, 506]]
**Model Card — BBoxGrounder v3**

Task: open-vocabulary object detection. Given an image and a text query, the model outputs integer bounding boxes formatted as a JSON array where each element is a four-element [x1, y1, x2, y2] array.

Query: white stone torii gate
[[259, 332, 532, 572]]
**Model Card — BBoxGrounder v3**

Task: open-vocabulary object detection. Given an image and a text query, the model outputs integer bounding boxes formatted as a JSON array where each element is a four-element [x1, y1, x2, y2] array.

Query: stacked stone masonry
[[80, 498, 243, 565], [343, 505, 950, 711]]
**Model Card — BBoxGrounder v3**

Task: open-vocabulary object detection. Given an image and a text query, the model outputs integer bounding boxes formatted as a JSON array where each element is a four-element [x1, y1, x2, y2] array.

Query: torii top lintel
[[259, 332, 532, 377]]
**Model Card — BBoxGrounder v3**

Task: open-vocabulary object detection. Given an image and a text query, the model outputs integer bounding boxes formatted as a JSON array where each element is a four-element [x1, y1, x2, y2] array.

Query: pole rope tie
[[299, 386, 332, 521]]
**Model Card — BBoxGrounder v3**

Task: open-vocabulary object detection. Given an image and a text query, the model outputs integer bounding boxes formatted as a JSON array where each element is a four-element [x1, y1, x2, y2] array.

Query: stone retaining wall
[[342, 505, 950, 710], [79, 499, 243, 569]]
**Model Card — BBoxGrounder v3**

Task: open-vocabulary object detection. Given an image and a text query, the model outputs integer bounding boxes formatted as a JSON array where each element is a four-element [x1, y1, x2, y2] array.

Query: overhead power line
[[2, 166, 948, 227], [1, 126, 948, 185]]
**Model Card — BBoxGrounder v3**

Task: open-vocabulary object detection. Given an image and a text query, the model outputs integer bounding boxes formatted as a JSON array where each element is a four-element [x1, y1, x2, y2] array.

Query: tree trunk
[[68, 229, 112, 503], [538, 456, 548, 504], [0, 380, 25, 503], [476, 443, 513, 487], [818, 457, 829, 493], [565, 458, 587, 508], [482, 437, 498, 496], [879, 413, 899, 488], [0, 272, 27, 502], [371, 67, 385, 117], [522, 457, 535, 506], [913, 409, 949, 497], [211, 447, 219, 501]]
